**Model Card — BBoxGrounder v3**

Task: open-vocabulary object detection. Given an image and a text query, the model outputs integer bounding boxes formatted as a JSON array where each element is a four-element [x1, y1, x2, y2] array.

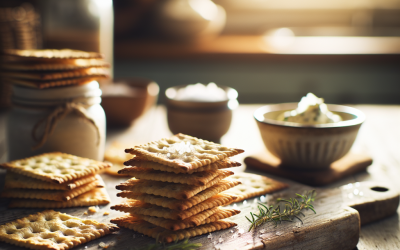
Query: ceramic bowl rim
[[254, 103, 365, 128], [165, 84, 238, 104]]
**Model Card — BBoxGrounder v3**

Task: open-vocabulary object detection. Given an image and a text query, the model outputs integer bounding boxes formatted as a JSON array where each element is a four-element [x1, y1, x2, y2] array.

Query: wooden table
[[0, 104, 399, 249]]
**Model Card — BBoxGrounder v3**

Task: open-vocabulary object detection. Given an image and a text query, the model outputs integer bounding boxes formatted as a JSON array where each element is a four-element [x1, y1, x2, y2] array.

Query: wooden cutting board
[[0, 175, 398, 250]]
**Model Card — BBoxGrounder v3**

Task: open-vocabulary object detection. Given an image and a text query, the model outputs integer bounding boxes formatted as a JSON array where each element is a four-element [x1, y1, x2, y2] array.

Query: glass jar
[[7, 81, 106, 161]]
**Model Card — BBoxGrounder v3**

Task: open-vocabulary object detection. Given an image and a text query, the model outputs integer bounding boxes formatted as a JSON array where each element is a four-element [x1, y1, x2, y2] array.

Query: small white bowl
[[254, 103, 365, 170]]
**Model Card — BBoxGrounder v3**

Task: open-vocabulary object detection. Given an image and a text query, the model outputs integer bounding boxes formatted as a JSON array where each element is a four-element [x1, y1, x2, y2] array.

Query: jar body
[[7, 82, 106, 161]]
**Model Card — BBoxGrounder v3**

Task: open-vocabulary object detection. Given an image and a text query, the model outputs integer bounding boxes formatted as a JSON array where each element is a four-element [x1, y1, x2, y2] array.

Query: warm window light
[[189, 0, 219, 21], [263, 28, 295, 49]]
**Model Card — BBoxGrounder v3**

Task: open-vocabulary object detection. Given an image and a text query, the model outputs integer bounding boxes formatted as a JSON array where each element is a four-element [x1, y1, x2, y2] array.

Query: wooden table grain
[[0, 104, 399, 249]]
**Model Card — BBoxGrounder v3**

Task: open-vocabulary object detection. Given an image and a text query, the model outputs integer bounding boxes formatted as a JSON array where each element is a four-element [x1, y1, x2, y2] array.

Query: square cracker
[[111, 216, 236, 243], [0, 210, 118, 250], [4, 172, 98, 190], [138, 207, 240, 231], [0, 67, 109, 81], [222, 172, 289, 202], [0, 152, 111, 184], [7, 187, 110, 208], [0, 175, 104, 201], [111, 193, 237, 220], [123, 157, 241, 174], [117, 179, 241, 210], [117, 168, 232, 186], [116, 169, 234, 199], [0, 59, 110, 71], [125, 133, 244, 171], [3, 76, 107, 89], [3, 49, 104, 60]]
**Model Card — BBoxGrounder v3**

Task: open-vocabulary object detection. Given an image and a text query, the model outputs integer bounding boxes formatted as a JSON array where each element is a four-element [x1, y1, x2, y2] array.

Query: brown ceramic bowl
[[254, 103, 365, 170], [101, 78, 159, 127], [165, 84, 238, 143]]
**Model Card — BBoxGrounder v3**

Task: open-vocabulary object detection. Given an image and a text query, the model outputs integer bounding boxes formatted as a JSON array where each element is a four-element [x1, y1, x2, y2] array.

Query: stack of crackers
[[0, 49, 109, 89], [0, 152, 112, 208], [110, 134, 245, 243]]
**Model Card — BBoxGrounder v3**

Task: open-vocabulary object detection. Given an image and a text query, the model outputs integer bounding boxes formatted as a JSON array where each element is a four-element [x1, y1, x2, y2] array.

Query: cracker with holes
[[0, 59, 110, 71], [7, 187, 110, 209], [4, 172, 99, 190], [117, 179, 241, 210], [118, 168, 231, 186], [137, 207, 240, 231], [111, 216, 236, 243], [116, 170, 234, 199], [0, 152, 111, 184], [125, 133, 244, 171], [3, 48, 104, 60], [123, 158, 241, 174], [0, 175, 104, 201], [223, 172, 289, 202], [0, 210, 118, 250], [104, 142, 134, 176], [111, 193, 237, 220]]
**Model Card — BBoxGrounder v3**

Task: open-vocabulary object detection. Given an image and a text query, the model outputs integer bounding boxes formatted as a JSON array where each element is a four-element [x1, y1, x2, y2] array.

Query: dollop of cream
[[277, 93, 342, 124]]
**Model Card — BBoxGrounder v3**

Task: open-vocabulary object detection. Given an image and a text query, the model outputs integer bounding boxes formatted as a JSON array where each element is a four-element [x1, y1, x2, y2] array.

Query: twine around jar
[[12, 96, 101, 150]]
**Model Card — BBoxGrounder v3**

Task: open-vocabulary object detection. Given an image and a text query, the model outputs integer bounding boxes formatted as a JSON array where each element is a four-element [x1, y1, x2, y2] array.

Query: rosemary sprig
[[246, 190, 316, 231], [135, 238, 202, 250]]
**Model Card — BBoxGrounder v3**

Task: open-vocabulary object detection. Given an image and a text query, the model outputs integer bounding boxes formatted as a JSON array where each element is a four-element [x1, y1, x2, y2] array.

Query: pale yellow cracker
[[223, 172, 289, 202], [0, 59, 110, 71], [125, 133, 244, 171], [3, 76, 107, 89], [4, 172, 99, 190], [122, 158, 241, 174], [104, 142, 134, 176], [3, 49, 103, 59], [110, 216, 236, 243], [138, 207, 240, 231], [111, 193, 237, 220], [7, 187, 110, 208], [0, 210, 119, 250], [0, 67, 109, 80], [0, 152, 111, 184], [117, 168, 231, 186], [116, 170, 234, 199], [117, 179, 241, 210], [0, 175, 104, 201]]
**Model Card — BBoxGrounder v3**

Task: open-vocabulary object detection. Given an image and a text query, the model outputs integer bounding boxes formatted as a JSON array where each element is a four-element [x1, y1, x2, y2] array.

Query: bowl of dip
[[254, 93, 365, 170], [166, 82, 238, 143]]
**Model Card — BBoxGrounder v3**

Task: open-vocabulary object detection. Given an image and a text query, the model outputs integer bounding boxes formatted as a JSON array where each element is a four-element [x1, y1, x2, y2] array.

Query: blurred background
[[1, 0, 399, 105]]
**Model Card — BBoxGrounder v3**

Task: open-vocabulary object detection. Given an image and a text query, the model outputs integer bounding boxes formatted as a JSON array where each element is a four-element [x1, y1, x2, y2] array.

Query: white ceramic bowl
[[254, 103, 365, 170]]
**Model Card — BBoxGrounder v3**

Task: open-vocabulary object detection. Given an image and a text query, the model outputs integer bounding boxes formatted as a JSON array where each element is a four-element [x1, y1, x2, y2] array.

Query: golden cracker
[[110, 216, 236, 243], [122, 158, 241, 174], [117, 179, 241, 210], [3, 49, 103, 59], [0, 210, 119, 250], [0, 59, 110, 71], [118, 168, 231, 186], [125, 133, 244, 171], [4, 172, 99, 190], [3, 75, 107, 89], [0, 152, 111, 184], [0, 67, 109, 80], [0, 175, 104, 201], [138, 207, 240, 231], [111, 193, 237, 220], [7, 187, 110, 208], [116, 170, 234, 199], [223, 172, 289, 202]]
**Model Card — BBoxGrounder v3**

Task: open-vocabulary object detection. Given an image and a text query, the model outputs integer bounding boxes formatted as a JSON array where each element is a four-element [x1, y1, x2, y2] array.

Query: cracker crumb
[[88, 206, 98, 213], [83, 211, 88, 215], [99, 242, 109, 248], [103, 211, 110, 216]]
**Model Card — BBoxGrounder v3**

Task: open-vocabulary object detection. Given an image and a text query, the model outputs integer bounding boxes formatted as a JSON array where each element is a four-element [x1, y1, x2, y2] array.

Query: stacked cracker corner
[[111, 133, 244, 243], [0, 48, 109, 89], [0, 152, 112, 208]]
